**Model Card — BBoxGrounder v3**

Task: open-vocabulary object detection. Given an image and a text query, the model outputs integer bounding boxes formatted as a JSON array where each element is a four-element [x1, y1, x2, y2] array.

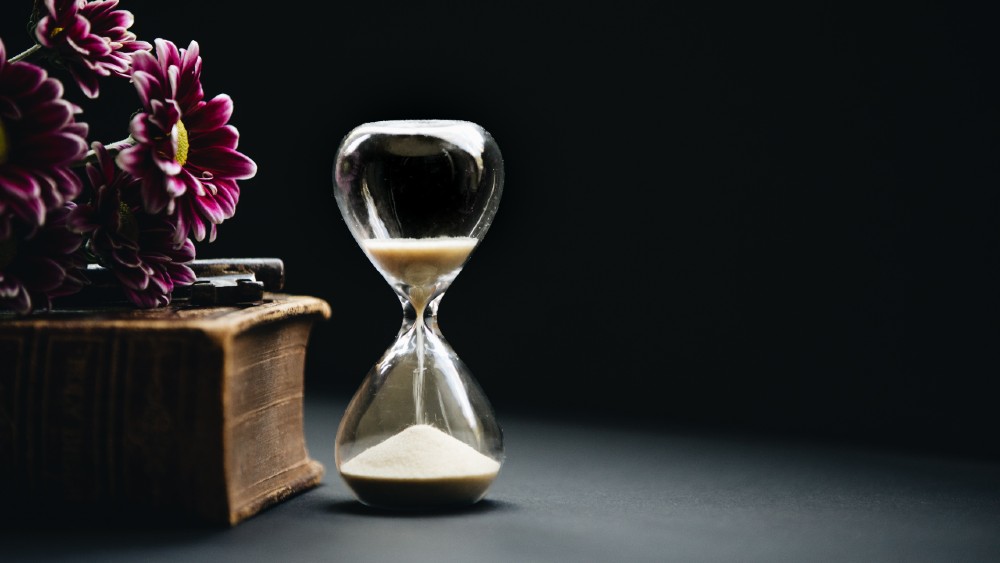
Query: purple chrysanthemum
[[116, 38, 257, 244], [34, 0, 152, 99], [0, 202, 88, 314], [68, 142, 196, 308], [0, 37, 88, 239]]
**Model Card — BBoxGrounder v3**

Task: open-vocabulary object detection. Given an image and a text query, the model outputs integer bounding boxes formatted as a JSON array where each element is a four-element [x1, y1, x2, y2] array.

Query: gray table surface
[[3, 395, 999, 562]]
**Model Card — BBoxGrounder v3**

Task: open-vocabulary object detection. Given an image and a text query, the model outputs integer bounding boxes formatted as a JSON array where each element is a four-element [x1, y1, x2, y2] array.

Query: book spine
[[0, 329, 29, 494], [0, 325, 226, 518], [0, 329, 115, 503], [118, 330, 226, 518]]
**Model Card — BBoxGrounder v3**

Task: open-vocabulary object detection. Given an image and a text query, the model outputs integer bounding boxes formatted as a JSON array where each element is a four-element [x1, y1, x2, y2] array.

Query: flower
[[117, 38, 257, 244], [68, 141, 195, 308], [1, 4, 256, 314], [33, 0, 151, 99], [0, 202, 88, 314], [0, 37, 88, 239]]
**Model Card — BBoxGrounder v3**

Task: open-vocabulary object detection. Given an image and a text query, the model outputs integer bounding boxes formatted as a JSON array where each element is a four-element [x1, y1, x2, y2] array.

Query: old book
[[0, 292, 331, 526]]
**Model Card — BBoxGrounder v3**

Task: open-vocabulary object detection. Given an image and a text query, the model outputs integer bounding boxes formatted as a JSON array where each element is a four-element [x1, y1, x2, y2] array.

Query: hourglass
[[331, 120, 505, 510]]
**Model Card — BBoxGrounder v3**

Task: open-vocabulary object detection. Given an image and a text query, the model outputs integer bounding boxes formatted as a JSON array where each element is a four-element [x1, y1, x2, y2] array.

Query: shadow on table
[[0, 503, 223, 562], [325, 498, 517, 518], [1, 499, 223, 528]]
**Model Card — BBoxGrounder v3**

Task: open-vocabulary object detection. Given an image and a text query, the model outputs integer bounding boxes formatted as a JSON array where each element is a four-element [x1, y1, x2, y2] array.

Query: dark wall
[[3, 4, 998, 457]]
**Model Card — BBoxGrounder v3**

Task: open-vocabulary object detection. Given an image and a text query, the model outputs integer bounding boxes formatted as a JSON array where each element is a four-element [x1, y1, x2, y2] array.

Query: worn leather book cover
[[0, 293, 331, 526]]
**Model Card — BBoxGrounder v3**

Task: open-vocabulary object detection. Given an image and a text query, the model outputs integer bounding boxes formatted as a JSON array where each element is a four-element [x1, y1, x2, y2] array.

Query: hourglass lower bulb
[[332, 120, 505, 510]]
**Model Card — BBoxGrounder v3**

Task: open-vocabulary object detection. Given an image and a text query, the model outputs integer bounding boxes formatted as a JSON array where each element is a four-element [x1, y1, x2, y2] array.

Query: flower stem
[[9, 43, 42, 64], [78, 138, 135, 167], [103, 138, 135, 153]]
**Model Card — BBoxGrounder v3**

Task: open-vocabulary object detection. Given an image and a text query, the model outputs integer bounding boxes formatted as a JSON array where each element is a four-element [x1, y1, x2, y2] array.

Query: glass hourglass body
[[332, 120, 505, 510]]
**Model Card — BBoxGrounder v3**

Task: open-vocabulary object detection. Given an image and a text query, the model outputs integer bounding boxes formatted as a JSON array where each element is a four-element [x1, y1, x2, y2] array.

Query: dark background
[[3, 4, 998, 458]]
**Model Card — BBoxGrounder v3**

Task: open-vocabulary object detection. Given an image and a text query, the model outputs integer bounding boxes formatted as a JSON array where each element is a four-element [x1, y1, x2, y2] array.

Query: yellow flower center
[[174, 119, 190, 166], [51, 26, 64, 37], [119, 201, 139, 242], [0, 237, 16, 270], [0, 117, 8, 165]]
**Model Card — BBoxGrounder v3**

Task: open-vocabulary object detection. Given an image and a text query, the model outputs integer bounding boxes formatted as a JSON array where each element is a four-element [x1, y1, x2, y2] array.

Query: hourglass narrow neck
[[401, 290, 442, 327]]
